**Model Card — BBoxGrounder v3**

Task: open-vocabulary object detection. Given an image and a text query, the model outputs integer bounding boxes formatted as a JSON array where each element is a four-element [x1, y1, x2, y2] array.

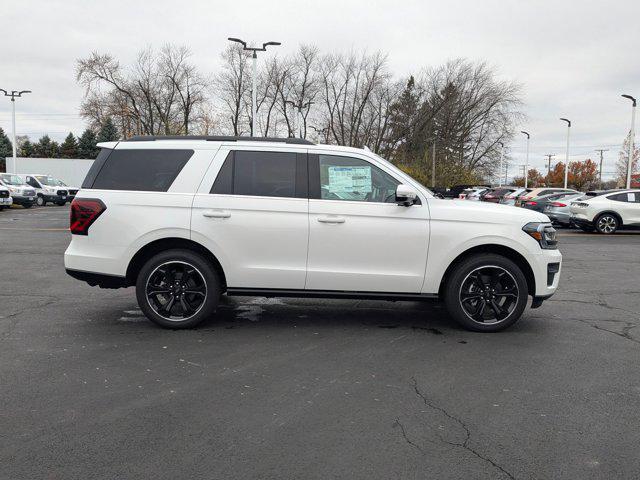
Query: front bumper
[[527, 248, 562, 300], [570, 216, 594, 229], [11, 194, 36, 206], [42, 193, 68, 203], [0, 196, 13, 206]]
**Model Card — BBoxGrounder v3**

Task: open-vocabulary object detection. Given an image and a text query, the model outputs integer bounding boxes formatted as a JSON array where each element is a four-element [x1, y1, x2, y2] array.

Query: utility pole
[[228, 38, 281, 136], [498, 142, 505, 187], [0, 88, 32, 173], [595, 149, 608, 189], [544, 154, 555, 173]]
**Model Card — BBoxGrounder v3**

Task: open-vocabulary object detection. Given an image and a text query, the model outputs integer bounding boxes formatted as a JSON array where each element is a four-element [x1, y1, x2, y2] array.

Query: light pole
[[622, 94, 636, 189], [0, 88, 31, 173], [498, 142, 505, 187], [560, 118, 571, 188], [228, 38, 281, 136], [521, 131, 530, 188]]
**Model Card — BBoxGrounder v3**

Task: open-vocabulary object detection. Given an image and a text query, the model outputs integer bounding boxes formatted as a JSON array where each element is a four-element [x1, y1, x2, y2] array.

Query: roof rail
[[124, 135, 314, 145]]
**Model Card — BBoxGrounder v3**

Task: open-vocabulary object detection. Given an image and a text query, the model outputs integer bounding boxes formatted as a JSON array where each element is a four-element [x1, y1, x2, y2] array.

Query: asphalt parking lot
[[2, 205, 640, 480]]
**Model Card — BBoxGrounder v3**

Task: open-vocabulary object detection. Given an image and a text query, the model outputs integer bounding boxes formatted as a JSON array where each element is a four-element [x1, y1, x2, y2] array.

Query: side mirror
[[395, 184, 418, 206]]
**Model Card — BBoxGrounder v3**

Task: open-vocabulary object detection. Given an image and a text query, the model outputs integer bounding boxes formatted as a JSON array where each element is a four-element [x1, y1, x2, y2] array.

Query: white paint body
[[65, 139, 561, 298], [570, 190, 640, 226]]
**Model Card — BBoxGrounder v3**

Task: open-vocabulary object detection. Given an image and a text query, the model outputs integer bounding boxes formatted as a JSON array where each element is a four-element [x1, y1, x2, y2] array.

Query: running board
[[226, 288, 438, 302]]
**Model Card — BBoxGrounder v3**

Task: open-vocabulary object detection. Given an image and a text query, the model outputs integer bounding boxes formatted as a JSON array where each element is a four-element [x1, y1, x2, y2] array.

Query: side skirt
[[226, 288, 439, 302]]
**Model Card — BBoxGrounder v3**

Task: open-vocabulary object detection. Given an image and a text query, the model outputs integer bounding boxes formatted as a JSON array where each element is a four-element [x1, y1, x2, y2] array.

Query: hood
[[430, 198, 550, 224]]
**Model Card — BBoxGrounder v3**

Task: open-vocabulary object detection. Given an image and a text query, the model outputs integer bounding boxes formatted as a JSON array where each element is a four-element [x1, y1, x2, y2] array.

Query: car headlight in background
[[523, 222, 558, 249]]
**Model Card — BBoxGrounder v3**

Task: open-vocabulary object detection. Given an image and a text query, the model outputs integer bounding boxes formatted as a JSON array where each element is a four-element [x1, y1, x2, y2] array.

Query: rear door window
[[88, 149, 193, 191], [210, 150, 306, 199]]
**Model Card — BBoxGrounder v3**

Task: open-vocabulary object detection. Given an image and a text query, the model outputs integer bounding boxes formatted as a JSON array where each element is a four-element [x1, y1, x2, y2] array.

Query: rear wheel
[[444, 254, 529, 332], [136, 249, 221, 329], [595, 213, 619, 234]]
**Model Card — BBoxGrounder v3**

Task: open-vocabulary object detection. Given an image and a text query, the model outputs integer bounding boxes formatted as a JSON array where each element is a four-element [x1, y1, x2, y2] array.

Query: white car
[[0, 173, 37, 208], [465, 188, 489, 201], [0, 185, 13, 210], [65, 136, 562, 332], [570, 189, 640, 234], [23, 174, 77, 206]]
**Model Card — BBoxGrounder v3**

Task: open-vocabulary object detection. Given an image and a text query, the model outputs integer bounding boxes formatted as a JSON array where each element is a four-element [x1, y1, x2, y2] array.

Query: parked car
[[65, 136, 562, 333], [464, 187, 489, 201], [482, 187, 517, 203], [570, 189, 640, 234], [23, 174, 71, 206], [0, 185, 12, 210], [0, 173, 37, 208], [500, 188, 532, 206], [543, 193, 585, 227], [515, 187, 577, 207], [522, 191, 582, 213]]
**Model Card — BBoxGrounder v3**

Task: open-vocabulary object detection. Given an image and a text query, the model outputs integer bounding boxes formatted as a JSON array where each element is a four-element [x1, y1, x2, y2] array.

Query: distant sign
[[632, 173, 640, 188]]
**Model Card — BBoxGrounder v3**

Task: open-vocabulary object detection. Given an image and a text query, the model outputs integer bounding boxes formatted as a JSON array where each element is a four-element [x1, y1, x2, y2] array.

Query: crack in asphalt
[[395, 377, 516, 480], [0, 294, 63, 339]]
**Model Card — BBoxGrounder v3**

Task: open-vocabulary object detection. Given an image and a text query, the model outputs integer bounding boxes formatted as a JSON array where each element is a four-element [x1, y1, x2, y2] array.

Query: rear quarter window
[[87, 149, 193, 191]]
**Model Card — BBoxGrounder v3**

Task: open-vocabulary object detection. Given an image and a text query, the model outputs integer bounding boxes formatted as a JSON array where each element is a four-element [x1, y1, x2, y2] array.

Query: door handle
[[317, 216, 345, 224], [202, 210, 231, 219]]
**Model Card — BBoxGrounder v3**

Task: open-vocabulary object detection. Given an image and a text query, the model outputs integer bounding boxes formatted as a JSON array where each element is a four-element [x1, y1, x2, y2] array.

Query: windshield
[[35, 175, 67, 187], [0, 174, 25, 186]]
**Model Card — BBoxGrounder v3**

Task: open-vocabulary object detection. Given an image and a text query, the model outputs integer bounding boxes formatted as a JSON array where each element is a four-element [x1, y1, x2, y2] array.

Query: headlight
[[8, 186, 17, 193], [523, 222, 558, 250]]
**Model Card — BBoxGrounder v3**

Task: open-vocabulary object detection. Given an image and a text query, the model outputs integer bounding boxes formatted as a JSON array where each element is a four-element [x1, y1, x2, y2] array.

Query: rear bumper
[[546, 211, 571, 225], [65, 268, 128, 289]]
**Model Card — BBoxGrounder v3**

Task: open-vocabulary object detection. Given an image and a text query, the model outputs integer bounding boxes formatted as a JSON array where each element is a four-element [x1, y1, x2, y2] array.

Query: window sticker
[[628, 193, 635, 202], [327, 166, 372, 195]]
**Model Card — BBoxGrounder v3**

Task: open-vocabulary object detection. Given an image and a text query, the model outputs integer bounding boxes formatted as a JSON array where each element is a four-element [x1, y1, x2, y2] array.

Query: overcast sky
[[1, 0, 638, 179]]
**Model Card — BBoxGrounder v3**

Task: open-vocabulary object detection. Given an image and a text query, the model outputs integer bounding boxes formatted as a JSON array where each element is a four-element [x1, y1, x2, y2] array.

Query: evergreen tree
[[0, 127, 12, 158], [34, 135, 60, 158], [59, 132, 79, 158], [20, 140, 35, 158], [78, 129, 99, 159], [97, 117, 119, 143]]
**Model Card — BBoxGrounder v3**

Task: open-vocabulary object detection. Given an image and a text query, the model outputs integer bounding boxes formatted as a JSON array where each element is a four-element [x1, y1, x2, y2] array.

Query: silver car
[[543, 193, 585, 227]]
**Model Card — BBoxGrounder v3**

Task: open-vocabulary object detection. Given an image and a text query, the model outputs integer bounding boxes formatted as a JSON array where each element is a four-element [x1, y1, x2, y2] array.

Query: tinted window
[[82, 148, 112, 188], [90, 149, 193, 191], [609, 193, 629, 202], [314, 155, 400, 203], [210, 150, 305, 198]]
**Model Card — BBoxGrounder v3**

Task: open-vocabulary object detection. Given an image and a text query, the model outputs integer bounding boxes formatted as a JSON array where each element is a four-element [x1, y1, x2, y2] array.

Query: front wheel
[[136, 249, 221, 329], [444, 254, 529, 332], [595, 213, 619, 234], [36, 196, 46, 206]]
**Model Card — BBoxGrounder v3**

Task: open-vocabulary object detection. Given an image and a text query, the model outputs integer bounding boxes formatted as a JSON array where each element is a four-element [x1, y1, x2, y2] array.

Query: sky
[[1, 0, 638, 180]]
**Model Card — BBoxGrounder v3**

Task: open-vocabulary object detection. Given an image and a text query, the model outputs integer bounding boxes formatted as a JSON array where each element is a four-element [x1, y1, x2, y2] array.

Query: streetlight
[[622, 94, 636, 189], [228, 38, 281, 137], [497, 141, 505, 187], [0, 88, 31, 173], [560, 118, 571, 188], [520, 131, 530, 188]]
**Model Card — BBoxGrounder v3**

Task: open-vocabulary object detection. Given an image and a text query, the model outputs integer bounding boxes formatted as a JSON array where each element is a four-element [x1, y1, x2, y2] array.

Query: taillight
[[550, 202, 567, 207], [70, 198, 106, 235], [526, 201, 538, 206]]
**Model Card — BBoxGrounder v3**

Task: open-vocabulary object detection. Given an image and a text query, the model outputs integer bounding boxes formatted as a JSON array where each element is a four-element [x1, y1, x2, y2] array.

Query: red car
[[481, 187, 516, 203]]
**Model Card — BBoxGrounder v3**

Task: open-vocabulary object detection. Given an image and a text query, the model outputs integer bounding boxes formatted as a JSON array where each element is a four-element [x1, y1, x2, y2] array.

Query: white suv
[[64, 136, 562, 332], [570, 189, 640, 234]]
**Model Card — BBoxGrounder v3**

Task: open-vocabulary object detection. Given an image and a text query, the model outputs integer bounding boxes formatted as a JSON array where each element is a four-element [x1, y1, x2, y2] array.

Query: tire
[[36, 195, 46, 206], [136, 249, 221, 329], [595, 213, 619, 234], [443, 254, 529, 332]]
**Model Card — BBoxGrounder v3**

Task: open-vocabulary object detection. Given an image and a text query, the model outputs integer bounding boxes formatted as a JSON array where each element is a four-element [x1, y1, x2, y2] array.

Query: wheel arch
[[438, 244, 536, 297], [595, 210, 623, 226], [126, 237, 227, 290]]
